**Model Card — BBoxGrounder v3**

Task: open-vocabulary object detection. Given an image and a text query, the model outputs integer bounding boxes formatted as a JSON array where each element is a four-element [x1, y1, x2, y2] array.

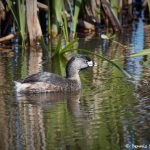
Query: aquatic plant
[[81, 50, 132, 79], [50, 0, 64, 37], [47, 0, 79, 55], [54, 37, 78, 56], [72, 0, 82, 37], [130, 48, 150, 57], [57, 46, 132, 78], [49, 0, 82, 38], [6, 0, 26, 44], [101, 35, 150, 58], [61, 9, 69, 42]]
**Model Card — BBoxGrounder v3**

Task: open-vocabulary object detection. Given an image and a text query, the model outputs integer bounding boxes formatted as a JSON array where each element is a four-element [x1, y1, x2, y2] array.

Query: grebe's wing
[[22, 72, 66, 84]]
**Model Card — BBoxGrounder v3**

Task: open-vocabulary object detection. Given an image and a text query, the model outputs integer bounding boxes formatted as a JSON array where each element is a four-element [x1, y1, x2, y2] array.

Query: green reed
[[6, 0, 26, 44], [47, 0, 81, 55], [72, 0, 82, 38]]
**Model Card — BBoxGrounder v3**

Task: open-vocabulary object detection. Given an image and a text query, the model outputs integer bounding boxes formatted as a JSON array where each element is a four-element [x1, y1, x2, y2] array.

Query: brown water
[[0, 18, 150, 150]]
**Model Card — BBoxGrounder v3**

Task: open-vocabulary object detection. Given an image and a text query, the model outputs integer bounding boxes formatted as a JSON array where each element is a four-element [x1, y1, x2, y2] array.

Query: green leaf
[[6, 0, 26, 44], [60, 39, 78, 54], [6, 0, 19, 28], [40, 37, 48, 52], [130, 48, 150, 57], [72, 0, 82, 37], [55, 37, 62, 55], [60, 47, 132, 79], [61, 11, 69, 42]]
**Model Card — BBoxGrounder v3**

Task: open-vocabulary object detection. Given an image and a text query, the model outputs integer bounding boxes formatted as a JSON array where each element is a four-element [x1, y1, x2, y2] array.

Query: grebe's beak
[[87, 61, 97, 67]]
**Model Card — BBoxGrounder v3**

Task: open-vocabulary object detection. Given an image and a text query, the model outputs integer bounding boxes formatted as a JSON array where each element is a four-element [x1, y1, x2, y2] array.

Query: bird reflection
[[15, 91, 83, 149]]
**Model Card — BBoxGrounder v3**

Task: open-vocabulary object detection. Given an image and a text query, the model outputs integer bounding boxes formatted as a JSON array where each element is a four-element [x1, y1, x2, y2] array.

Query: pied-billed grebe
[[15, 55, 97, 94]]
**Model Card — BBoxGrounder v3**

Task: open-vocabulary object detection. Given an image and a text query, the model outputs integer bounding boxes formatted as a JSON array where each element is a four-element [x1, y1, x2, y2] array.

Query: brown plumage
[[15, 55, 97, 94]]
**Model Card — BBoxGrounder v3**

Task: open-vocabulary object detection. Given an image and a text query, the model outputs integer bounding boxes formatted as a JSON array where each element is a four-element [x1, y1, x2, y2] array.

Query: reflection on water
[[15, 92, 82, 150], [0, 19, 150, 150]]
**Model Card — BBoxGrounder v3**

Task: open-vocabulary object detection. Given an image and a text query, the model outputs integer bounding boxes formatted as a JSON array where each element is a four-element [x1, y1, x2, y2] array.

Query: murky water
[[0, 18, 150, 150]]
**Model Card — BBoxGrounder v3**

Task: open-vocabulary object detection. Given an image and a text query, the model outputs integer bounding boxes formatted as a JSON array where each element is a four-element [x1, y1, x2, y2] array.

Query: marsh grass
[[47, 0, 51, 34], [53, 37, 78, 56], [130, 48, 150, 57], [6, 0, 26, 44], [60, 47, 132, 78], [72, 0, 82, 37], [101, 34, 150, 58], [5, 0, 141, 79], [44, 0, 81, 56]]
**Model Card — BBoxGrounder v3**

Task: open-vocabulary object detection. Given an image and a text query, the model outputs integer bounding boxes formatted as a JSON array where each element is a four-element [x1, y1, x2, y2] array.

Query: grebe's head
[[66, 55, 97, 78]]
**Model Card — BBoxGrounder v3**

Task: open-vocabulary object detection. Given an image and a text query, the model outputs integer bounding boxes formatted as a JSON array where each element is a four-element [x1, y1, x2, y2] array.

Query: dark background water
[[0, 16, 150, 150]]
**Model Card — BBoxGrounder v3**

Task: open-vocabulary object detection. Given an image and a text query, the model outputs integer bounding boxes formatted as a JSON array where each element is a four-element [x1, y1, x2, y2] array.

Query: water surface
[[0, 18, 150, 150]]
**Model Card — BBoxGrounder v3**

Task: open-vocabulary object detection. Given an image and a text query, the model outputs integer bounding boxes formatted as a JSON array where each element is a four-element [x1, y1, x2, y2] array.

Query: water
[[0, 19, 150, 150]]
